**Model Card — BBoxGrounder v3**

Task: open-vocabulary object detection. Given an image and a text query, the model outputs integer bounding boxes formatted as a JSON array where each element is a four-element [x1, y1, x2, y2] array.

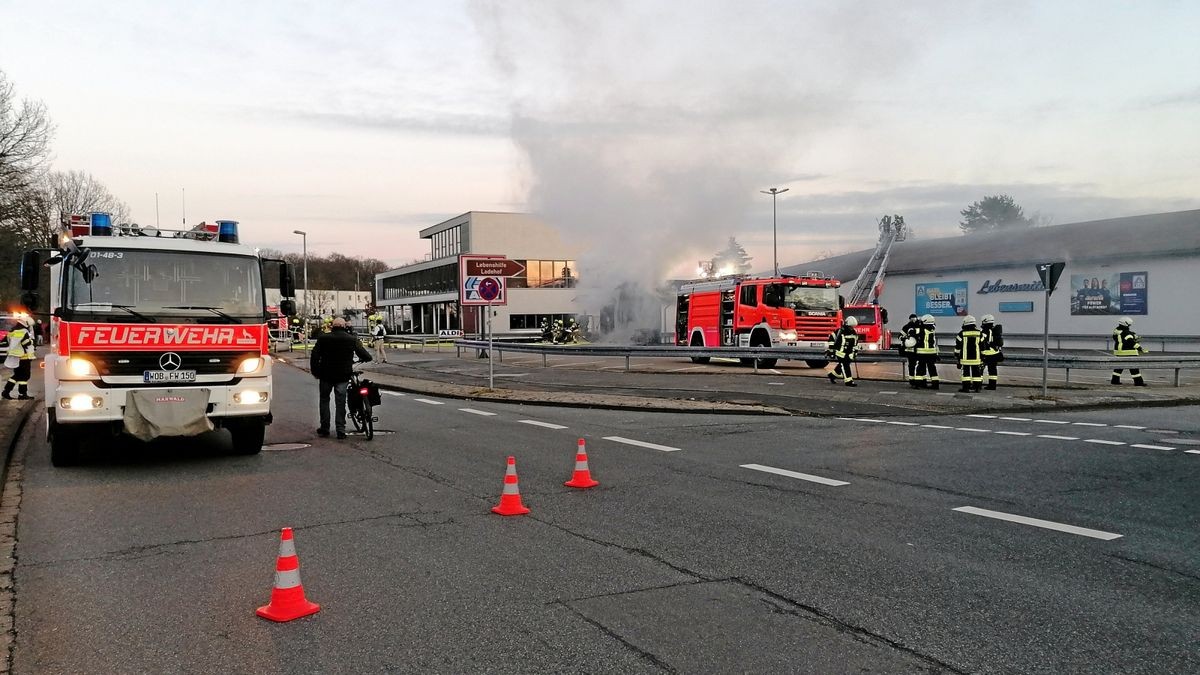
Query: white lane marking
[[740, 464, 849, 487], [603, 436, 681, 452], [1131, 443, 1176, 451], [413, 398, 444, 405], [382, 391, 405, 397], [1186, 450, 1200, 455], [877, 391, 898, 395], [459, 408, 496, 416], [1071, 422, 1106, 427], [1038, 434, 1079, 441], [956, 428, 991, 433], [1034, 419, 1071, 425], [767, 382, 785, 386], [936, 392, 956, 396], [851, 418, 886, 423], [953, 506, 1122, 541], [769, 369, 783, 375], [886, 421, 919, 426], [999, 416, 1031, 421], [922, 424, 953, 429], [1114, 424, 1146, 430], [994, 430, 1031, 436], [1083, 439, 1125, 446], [491, 373, 529, 378], [550, 360, 604, 368], [966, 414, 996, 419], [668, 366, 708, 372], [519, 420, 568, 430]]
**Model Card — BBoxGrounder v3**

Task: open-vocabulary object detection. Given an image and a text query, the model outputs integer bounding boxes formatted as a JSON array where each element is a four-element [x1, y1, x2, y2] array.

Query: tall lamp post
[[293, 230, 309, 347], [760, 187, 789, 277]]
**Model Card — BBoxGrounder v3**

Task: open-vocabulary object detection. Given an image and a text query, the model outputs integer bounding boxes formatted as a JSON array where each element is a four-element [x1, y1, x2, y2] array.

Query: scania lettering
[[675, 274, 842, 368], [20, 214, 297, 466]]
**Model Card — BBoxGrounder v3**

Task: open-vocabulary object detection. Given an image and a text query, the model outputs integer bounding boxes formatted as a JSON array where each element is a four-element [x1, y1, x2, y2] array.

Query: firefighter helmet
[[962, 315, 977, 326], [1118, 316, 1133, 327], [903, 336, 917, 349], [908, 313, 918, 320], [981, 314, 995, 324], [921, 314, 935, 326], [845, 316, 858, 327]]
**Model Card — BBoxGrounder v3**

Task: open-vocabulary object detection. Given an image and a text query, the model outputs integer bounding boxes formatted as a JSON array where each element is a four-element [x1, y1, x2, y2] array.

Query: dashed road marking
[[966, 414, 996, 419], [956, 427, 991, 433], [413, 398, 444, 405], [953, 506, 1122, 541], [1034, 419, 1072, 425], [994, 430, 1031, 436], [1071, 422, 1106, 427], [886, 421, 920, 426], [1083, 439, 1125, 446], [1186, 450, 1200, 455], [877, 391, 898, 395], [603, 436, 681, 452], [459, 408, 496, 416], [382, 391, 405, 397], [1114, 425, 1146, 430], [767, 382, 785, 386], [1038, 434, 1079, 441], [922, 424, 953, 429], [1131, 443, 1176, 451], [740, 464, 849, 487], [850, 418, 887, 423], [999, 416, 1031, 421], [519, 420, 568, 430], [936, 392, 956, 396]]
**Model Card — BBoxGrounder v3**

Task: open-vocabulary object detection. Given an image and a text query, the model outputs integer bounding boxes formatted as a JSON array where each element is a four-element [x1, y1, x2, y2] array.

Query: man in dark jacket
[[311, 318, 373, 438]]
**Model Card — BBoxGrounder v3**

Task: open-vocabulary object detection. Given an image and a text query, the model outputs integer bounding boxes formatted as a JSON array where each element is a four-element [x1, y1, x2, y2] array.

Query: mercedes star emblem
[[159, 352, 183, 371]]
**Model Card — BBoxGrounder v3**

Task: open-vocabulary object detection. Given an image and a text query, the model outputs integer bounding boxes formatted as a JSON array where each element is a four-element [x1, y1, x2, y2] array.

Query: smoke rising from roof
[[472, 1, 933, 335]]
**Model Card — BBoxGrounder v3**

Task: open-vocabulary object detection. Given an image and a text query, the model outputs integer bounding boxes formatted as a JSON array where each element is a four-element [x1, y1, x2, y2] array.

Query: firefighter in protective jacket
[[899, 313, 921, 386], [826, 316, 860, 387], [980, 314, 1004, 390], [914, 314, 940, 389], [1111, 317, 1147, 386], [3, 316, 36, 400], [955, 315, 984, 393]]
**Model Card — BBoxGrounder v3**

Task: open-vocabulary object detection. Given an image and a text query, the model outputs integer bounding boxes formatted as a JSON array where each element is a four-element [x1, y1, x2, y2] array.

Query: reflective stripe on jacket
[[955, 329, 983, 366], [915, 327, 938, 355], [6, 328, 35, 359], [981, 324, 1003, 357], [830, 328, 859, 359], [1113, 328, 1141, 357]]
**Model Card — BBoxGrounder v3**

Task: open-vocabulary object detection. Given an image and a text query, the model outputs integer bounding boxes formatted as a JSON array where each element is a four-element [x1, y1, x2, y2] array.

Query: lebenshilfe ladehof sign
[[459, 254, 524, 307]]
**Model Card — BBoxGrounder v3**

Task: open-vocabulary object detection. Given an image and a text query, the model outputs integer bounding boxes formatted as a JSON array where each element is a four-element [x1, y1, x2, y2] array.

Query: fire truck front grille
[[76, 351, 259, 376], [794, 317, 837, 340]]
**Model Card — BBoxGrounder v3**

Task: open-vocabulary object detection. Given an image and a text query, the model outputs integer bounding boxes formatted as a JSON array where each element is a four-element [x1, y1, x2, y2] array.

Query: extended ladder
[[847, 215, 906, 305]]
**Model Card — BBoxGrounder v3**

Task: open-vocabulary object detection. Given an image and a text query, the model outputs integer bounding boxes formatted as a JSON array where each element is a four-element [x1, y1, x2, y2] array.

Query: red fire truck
[[675, 273, 842, 368]]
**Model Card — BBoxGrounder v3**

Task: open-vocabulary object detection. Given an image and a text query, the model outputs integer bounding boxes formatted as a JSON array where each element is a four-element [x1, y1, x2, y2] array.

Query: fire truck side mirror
[[279, 299, 297, 317], [279, 263, 296, 298], [880, 308, 889, 324], [838, 295, 846, 309], [20, 251, 40, 291], [20, 292, 38, 309]]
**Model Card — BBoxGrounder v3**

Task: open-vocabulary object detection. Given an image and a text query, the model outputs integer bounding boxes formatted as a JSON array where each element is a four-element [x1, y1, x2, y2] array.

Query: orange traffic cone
[[256, 527, 321, 622], [491, 455, 531, 516], [564, 438, 599, 489]]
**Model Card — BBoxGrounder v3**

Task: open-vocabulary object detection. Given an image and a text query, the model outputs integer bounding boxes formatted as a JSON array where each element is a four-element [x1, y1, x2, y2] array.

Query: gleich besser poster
[[1069, 271, 1148, 315]]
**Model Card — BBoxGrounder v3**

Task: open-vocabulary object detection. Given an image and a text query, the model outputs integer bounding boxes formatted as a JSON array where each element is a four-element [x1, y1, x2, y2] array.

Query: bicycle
[[347, 370, 376, 440]]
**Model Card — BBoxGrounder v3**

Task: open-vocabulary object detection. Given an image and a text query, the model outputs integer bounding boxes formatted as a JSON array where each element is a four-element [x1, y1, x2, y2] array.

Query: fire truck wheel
[[49, 418, 82, 467], [228, 418, 266, 455], [689, 336, 710, 363], [805, 359, 829, 368]]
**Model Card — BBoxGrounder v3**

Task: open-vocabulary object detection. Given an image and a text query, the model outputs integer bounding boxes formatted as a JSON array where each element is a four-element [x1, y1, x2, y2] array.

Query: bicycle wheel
[[348, 396, 365, 432], [362, 401, 374, 440]]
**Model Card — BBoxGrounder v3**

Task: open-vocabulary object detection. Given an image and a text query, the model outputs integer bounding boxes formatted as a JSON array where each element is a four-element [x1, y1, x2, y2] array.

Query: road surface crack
[[837, 470, 1021, 505], [530, 516, 709, 581], [551, 578, 720, 606], [553, 600, 676, 673], [1107, 554, 1200, 582]]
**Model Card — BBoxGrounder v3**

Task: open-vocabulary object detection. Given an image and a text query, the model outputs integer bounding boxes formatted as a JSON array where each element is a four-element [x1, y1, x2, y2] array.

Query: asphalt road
[[11, 363, 1200, 673]]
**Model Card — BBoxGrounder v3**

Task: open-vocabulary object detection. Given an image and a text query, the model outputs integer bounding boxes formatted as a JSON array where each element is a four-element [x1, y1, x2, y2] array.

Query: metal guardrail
[[454, 340, 1200, 387], [888, 331, 1200, 352]]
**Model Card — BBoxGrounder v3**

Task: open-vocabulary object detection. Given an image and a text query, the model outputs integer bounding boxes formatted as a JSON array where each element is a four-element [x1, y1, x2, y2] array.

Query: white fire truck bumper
[[52, 380, 272, 423]]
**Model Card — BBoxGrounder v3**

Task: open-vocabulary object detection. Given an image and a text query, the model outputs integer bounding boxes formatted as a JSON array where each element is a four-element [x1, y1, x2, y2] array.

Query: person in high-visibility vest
[[980, 314, 1004, 390], [3, 316, 37, 400], [1111, 316, 1147, 386], [955, 315, 984, 393], [825, 316, 860, 386], [914, 314, 940, 389], [899, 313, 921, 387]]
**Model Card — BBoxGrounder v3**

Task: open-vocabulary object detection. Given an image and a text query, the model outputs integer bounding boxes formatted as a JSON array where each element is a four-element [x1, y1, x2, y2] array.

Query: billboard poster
[[1069, 271, 1148, 315], [915, 281, 968, 317]]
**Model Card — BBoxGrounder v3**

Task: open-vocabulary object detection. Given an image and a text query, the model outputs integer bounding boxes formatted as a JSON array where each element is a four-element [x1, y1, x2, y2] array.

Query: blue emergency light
[[90, 212, 113, 236], [216, 220, 239, 244]]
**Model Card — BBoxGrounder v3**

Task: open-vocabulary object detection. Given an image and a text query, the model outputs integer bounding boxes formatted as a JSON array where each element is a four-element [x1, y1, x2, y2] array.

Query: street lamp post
[[760, 187, 789, 277], [293, 230, 309, 347]]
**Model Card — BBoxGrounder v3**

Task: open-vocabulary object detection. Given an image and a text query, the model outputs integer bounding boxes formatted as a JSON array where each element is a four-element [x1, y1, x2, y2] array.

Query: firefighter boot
[[985, 383, 997, 391], [1, 382, 12, 400], [930, 381, 940, 390], [972, 383, 982, 393], [827, 372, 836, 384], [1110, 375, 1121, 385], [16, 384, 32, 401]]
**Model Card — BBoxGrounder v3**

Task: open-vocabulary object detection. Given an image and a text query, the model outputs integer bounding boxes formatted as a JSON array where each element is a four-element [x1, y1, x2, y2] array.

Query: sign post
[[1035, 262, 1066, 397], [459, 255, 523, 389]]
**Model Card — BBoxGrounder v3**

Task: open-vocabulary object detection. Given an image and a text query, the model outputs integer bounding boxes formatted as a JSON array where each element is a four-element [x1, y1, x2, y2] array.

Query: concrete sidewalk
[[277, 347, 1200, 417]]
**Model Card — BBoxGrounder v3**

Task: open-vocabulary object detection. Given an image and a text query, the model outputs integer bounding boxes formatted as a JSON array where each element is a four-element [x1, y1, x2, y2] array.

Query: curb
[[0, 400, 35, 675]]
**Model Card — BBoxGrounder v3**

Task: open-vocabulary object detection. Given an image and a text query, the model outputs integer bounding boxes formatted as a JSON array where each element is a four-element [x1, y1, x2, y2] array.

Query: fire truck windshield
[[771, 284, 839, 312], [65, 250, 264, 323]]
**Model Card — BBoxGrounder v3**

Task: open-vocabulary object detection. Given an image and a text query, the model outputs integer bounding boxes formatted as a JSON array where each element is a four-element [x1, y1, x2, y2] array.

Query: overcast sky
[[2, 0, 1197, 273]]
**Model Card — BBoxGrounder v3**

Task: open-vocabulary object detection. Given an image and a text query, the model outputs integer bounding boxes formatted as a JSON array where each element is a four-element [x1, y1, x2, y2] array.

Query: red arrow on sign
[[465, 258, 526, 277]]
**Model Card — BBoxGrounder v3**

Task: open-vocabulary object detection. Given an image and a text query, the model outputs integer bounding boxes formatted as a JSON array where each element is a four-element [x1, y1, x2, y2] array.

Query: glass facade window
[[429, 225, 463, 260], [381, 264, 457, 300], [512, 260, 577, 289]]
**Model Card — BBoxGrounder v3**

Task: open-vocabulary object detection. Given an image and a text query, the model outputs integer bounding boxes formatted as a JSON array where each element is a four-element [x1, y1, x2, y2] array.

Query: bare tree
[[4, 170, 130, 249], [0, 71, 55, 225]]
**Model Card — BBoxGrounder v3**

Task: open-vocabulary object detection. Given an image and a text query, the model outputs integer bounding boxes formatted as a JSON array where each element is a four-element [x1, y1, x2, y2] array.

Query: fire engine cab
[[675, 273, 842, 368], [20, 213, 297, 466]]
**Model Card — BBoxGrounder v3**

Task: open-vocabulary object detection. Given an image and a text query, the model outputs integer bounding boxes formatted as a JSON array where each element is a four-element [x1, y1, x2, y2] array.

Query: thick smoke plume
[[472, 1, 925, 339]]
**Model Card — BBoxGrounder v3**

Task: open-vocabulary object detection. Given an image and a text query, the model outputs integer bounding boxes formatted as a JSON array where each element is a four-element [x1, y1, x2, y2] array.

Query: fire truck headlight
[[66, 357, 99, 377], [234, 390, 267, 404], [865, 343, 880, 350], [779, 330, 797, 341], [237, 357, 263, 374], [63, 394, 102, 409]]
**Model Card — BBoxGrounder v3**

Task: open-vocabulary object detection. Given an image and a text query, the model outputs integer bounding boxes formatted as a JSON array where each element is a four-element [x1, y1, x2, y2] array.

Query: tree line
[[256, 248, 390, 298]]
